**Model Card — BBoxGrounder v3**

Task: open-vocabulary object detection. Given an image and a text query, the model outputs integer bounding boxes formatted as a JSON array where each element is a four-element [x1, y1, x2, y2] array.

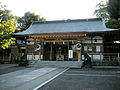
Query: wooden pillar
[[39, 51, 40, 60], [42, 42, 44, 60], [118, 53, 120, 65], [50, 43, 52, 60], [118, 53, 120, 60], [77, 42, 82, 61], [100, 53, 102, 65], [78, 50, 81, 61], [68, 42, 69, 61], [9, 53, 11, 63], [3, 50, 4, 61], [32, 53, 34, 60]]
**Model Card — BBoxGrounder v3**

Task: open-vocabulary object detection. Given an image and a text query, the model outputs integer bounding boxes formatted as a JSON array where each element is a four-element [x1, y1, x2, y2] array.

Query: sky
[[1, 0, 107, 21]]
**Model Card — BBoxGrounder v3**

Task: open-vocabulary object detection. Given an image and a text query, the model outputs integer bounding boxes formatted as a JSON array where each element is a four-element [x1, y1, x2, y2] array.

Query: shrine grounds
[[38, 67, 120, 90], [0, 64, 120, 90]]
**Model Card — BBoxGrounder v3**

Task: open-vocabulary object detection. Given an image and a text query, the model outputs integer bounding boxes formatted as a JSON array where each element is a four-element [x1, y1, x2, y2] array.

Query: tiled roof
[[14, 18, 111, 35]]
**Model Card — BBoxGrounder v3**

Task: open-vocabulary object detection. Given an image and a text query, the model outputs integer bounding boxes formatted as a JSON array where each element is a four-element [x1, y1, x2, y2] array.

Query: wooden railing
[[90, 53, 120, 66]]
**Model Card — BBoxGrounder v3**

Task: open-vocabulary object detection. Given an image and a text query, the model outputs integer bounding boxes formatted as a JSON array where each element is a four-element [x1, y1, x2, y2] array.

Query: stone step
[[29, 61, 83, 68]]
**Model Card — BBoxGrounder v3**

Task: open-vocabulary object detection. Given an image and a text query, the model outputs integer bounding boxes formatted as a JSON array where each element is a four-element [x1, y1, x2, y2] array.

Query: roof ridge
[[32, 18, 102, 24]]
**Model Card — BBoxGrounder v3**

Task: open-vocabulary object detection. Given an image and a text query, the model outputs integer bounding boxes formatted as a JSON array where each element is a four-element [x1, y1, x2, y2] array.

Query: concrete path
[[39, 68, 120, 90], [0, 64, 18, 69], [0, 66, 68, 90]]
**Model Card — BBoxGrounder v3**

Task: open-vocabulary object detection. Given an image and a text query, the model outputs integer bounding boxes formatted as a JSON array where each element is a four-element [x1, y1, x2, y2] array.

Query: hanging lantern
[[35, 44, 41, 51], [76, 43, 82, 50]]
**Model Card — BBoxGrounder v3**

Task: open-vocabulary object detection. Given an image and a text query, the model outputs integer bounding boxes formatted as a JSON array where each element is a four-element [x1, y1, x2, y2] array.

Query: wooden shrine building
[[13, 18, 119, 62]]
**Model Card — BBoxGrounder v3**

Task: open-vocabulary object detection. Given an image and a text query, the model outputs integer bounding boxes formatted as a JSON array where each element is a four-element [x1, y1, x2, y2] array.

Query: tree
[[94, 1, 109, 21], [94, 0, 120, 29], [0, 2, 16, 49], [108, 0, 120, 19], [107, 0, 120, 29], [106, 18, 120, 29], [0, 2, 13, 22], [17, 12, 46, 31]]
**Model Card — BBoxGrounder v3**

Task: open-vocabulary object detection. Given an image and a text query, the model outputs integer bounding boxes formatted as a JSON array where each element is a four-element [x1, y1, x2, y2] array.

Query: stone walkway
[[0, 65, 68, 90]]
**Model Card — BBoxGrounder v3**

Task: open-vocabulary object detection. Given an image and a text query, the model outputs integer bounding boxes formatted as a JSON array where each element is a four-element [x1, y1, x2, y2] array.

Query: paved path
[[1, 64, 120, 90], [39, 68, 120, 90], [0, 65, 68, 90], [0, 64, 26, 75], [0, 64, 18, 69]]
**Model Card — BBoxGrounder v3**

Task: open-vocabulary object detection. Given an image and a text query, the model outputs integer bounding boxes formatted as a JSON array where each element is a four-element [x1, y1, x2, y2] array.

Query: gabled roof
[[14, 18, 111, 35]]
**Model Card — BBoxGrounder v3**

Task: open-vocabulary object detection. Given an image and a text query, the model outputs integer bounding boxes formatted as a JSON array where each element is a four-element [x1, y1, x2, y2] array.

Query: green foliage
[[108, 0, 120, 19], [0, 20, 16, 49], [106, 19, 120, 29], [13, 16, 22, 32], [17, 12, 46, 31], [94, 0, 120, 29], [107, 0, 120, 29], [0, 2, 13, 21], [0, 2, 16, 49], [94, 1, 109, 21]]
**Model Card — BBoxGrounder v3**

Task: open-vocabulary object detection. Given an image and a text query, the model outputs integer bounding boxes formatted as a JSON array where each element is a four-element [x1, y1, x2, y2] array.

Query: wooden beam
[[29, 33, 86, 39]]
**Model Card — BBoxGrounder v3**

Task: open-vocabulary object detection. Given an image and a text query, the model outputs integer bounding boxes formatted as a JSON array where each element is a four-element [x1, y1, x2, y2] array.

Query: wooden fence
[[0, 53, 120, 65], [91, 53, 120, 66], [0, 54, 21, 64]]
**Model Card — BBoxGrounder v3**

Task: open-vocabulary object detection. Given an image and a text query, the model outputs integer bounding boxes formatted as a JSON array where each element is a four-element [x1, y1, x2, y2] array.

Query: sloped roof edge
[[14, 18, 116, 36]]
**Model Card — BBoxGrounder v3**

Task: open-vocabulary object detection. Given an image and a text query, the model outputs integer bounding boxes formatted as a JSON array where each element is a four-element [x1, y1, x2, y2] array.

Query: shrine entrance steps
[[28, 61, 83, 68]]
